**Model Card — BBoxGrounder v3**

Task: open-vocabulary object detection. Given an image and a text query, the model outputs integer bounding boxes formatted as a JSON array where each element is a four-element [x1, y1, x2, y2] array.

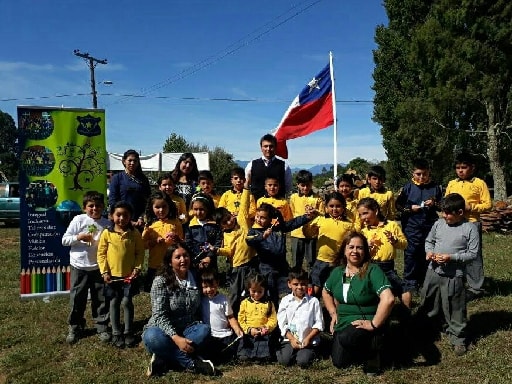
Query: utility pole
[[73, 49, 107, 108]]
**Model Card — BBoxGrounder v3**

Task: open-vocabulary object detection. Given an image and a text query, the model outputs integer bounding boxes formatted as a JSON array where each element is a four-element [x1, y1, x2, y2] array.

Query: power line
[[110, 0, 324, 105], [0, 93, 373, 104]]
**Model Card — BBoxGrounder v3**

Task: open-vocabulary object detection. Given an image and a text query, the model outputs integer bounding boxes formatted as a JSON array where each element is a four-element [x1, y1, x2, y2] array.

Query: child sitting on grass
[[237, 273, 278, 363], [200, 269, 244, 364]]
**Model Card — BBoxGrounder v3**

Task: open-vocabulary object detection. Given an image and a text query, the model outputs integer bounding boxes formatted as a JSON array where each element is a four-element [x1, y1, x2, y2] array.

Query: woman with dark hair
[[171, 152, 199, 208], [322, 231, 394, 375], [108, 149, 151, 230], [142, 243, 215, 377]]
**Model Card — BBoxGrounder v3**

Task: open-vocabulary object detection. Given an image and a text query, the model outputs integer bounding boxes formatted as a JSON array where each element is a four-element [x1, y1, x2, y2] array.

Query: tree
[[374, 0, 512, 199], [57, 141, 105, 190], [0, 110, 19, 181], [162, 133, 237, 188]]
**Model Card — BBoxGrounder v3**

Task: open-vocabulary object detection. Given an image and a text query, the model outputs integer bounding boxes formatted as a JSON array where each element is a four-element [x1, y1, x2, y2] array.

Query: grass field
[[1, 227, 512, 384]]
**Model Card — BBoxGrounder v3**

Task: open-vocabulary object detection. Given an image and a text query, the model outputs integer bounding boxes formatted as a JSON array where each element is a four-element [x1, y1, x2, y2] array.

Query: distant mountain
[[236, 160, 342, 176]]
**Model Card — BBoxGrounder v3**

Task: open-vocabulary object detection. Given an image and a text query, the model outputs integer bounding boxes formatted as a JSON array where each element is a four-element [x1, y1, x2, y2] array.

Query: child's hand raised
[[262, 228, 272, 239]]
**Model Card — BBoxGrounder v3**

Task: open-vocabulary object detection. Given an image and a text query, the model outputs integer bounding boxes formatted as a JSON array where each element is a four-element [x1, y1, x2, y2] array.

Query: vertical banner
[[17, 106, 107, 299]]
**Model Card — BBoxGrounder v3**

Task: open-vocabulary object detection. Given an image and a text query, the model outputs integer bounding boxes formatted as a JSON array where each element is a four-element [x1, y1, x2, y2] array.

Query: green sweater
[[324, 264, 391, 331]]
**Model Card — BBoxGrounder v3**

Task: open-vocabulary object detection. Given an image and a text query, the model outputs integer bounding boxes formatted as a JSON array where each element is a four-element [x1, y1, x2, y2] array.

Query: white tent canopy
[[107, 152, 210, 171]]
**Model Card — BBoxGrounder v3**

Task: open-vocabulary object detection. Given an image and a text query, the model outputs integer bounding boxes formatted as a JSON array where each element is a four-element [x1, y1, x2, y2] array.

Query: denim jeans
[[142, 322, 210, 369]]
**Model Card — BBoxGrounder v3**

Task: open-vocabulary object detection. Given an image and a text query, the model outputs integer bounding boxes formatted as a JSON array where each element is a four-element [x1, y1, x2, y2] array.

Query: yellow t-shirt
[[217, 189, 256, 267], [304, 216, 353, 263], [361, 220, 407, 262], [238, 298, 277, 334], [445, 177, 491, 222], [257, 196, 293, 221], [142, 219, 184, 269], [289, 192, 325, 238], [218, 189, 257, 219], [97, 228, 144, 277], [358, 187, 396, 220]]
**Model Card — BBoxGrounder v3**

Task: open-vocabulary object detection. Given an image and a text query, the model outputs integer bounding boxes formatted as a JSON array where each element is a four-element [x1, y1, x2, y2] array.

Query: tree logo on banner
[[57, 114, 104, 191]]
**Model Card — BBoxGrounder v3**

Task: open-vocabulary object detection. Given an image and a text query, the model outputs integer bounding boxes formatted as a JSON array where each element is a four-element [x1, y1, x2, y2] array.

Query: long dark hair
[[189, 192, 215, 219], [157, 243, 191, 289], [334, 231, 371, 278], [122, 149, 147, 180], [144, 190, 178, 226], [171, 152, 199, 183]]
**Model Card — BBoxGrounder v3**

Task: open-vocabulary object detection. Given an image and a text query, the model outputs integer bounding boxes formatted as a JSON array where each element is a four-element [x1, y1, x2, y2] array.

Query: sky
[[0, 0, 388, 168]]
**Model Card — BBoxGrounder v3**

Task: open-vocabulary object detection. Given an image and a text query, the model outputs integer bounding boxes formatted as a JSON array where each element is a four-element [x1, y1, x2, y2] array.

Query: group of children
[[62, 150, 491, 371]]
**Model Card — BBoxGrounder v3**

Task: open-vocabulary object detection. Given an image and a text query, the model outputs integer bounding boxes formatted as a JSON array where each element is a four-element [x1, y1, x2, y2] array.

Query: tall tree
[[0, 110, 19, 181], [374, 0, 511, 199], [162, 133, 237, 187]]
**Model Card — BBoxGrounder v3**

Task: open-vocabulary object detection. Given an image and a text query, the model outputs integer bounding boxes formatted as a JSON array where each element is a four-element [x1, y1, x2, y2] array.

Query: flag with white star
[[273, 63, 334, 158]]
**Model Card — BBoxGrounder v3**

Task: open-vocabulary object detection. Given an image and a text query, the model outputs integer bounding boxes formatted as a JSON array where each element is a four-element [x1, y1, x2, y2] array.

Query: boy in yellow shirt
[[289, 170, 324, 271], [218, 167, 257, 221], [445, 152, 491, 300], [358, 165, 396, 220], [257, 177, 293, 221]]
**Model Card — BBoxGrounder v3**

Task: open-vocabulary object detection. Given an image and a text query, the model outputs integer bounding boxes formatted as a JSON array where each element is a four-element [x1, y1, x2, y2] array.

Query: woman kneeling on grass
[[322, 231, 394, 376], [142, 243, 215, 377]]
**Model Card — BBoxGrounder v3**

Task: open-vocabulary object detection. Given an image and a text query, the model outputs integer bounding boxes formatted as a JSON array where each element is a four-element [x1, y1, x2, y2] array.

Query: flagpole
[[329, 51, 338, 186]]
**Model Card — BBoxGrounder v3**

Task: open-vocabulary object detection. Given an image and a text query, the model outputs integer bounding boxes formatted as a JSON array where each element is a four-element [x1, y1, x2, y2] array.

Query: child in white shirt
[[201, 269, 244, 364], [277, 269, 324, 367]]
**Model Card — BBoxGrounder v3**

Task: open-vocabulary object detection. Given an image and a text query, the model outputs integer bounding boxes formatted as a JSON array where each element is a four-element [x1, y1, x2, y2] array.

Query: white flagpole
[[329, 51, 338, 185]]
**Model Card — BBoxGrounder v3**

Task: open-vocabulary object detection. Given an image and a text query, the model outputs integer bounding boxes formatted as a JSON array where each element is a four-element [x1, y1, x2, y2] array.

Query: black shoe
[[112, 334, 125, 348], [192, 358, 215, 375], [363, 353, 381, 376], [466, 289, 484, 302], [124, 333, 136, 347]]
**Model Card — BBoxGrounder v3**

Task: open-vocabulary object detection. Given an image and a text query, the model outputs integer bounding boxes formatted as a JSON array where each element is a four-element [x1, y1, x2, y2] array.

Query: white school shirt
[[201, 293, 234, 338], [277, 293, 324, 344], [62, 214, 111, 270]]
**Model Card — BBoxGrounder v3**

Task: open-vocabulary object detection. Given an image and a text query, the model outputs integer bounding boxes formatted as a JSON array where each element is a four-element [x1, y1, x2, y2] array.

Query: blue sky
[[0, 0, 388, 167]]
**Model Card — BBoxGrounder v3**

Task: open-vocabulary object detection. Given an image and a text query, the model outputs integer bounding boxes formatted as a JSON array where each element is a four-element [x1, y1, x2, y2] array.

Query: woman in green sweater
[[322, 231, 394, 375]]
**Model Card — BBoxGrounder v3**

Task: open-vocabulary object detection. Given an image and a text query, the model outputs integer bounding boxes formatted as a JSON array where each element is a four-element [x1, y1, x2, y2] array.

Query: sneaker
[[146, 354, 166, 377], [98, 332, 111, 343], [454, 344, 467, 356], [124, 333, 136, 347], [66, 328, 79, 344], [112, 334, 125, 348], [192, 358, 215, 375]]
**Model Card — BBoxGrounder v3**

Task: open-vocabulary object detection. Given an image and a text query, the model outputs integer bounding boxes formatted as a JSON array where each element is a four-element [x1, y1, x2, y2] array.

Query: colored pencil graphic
[[20, 269, 28, 294], [31, 267, 36, 293], [65, 266, 71, 290], [56, 266, 63, 291]]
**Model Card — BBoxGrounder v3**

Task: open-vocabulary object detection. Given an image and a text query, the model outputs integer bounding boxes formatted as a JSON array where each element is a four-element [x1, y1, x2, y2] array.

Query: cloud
[[0, 61, 55, 71]]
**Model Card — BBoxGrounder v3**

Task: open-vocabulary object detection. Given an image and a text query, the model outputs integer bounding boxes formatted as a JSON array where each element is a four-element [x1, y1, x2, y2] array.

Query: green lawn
[[1, 227, 511, 384]]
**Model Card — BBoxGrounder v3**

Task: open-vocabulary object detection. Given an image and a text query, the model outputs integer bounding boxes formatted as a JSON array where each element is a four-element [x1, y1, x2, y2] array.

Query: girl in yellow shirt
[[142, 191, 184, 291], [304, 192, 353, 297], [357, 197, 409, 306]]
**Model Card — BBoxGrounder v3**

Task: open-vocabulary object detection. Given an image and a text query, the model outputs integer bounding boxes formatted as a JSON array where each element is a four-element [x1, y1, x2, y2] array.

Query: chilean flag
[[274, 63, 334, 159]]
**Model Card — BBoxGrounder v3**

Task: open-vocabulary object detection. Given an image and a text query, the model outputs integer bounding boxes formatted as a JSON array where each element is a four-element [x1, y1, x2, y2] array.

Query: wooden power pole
[[73, 49, 107, 108]]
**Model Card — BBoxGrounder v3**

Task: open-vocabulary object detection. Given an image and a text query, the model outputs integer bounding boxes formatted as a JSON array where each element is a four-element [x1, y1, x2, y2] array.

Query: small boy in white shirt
[[62, 191, 111, 344], [277, 269, 324, 367], [201, 269, 244, 364]]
